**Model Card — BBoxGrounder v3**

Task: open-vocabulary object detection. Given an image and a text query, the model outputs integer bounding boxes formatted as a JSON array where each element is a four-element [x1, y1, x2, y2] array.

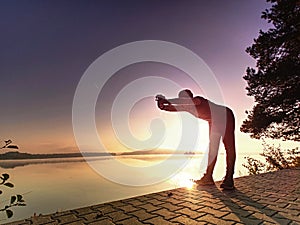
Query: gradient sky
[[2, 0, 294, 154]]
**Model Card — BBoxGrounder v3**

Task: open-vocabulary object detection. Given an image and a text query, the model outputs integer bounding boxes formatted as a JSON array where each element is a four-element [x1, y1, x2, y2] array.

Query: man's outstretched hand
[[155, 94, 167, 110]]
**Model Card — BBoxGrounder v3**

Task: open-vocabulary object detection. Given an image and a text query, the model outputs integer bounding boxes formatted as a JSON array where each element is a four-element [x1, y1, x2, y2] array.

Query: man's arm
[[163, 97, 203, 112], [156, 97, 186, 111], [161, 103, 187, 112], [166, 98, 195, 105], [156, 95, 202, 112]]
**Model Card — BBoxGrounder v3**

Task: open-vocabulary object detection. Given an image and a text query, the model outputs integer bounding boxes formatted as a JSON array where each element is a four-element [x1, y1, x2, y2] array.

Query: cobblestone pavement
[[5, 168, 300, 225]]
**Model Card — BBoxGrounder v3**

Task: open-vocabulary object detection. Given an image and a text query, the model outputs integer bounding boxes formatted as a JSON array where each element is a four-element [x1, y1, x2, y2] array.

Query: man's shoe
[[193, 174, 215, 186], [220, 176, 235, 190]]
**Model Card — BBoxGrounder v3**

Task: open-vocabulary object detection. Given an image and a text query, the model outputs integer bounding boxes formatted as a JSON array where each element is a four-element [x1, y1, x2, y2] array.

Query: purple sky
[[0, 0, 276, 153]]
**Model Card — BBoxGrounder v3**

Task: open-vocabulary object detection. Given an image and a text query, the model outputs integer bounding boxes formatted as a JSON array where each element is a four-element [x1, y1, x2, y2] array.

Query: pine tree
[[241, 0, 300, 141]]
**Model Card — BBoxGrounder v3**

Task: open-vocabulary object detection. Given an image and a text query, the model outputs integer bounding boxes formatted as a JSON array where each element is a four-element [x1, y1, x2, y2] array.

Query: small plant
[[243, 141, 300, 175], [0, 174, 26, 218], [0, 140, 19, 150], [0, 140, 26, 218], [243, 156, 266, 175]]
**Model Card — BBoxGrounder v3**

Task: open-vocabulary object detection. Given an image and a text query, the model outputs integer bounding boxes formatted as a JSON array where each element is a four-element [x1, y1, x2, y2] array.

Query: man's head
[[178, 89, 193, 99]]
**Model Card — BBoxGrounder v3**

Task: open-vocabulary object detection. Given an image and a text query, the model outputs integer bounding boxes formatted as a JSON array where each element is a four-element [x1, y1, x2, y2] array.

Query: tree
[[241, 0, 300, 141]]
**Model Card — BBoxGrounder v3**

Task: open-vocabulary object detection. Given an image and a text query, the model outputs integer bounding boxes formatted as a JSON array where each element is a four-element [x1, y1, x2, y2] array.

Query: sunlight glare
[[171, 172, 195, 190], [178, 178, 194, 189]]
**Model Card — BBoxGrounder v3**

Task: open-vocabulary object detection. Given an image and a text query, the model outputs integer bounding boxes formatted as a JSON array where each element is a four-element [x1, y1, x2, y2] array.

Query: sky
[[1, 0, 295, 154]]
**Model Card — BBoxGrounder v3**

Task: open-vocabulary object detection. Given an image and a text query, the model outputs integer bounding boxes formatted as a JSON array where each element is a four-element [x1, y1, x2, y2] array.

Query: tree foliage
[[241, 0, 300, 141]]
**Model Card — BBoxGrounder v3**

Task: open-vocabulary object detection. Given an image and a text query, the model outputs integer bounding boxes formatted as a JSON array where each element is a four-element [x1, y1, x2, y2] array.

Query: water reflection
[[0, 155, 249, 223], [0, 157, 110, 169]]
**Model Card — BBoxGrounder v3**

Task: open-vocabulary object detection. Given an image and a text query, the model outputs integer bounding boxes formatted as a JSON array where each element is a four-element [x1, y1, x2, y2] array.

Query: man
[[156, 89, 236, 190]]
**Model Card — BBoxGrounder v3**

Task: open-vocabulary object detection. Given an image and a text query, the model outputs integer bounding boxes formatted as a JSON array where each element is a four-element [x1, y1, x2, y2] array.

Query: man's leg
[[223, 133, 236, 176], [206, 131, 221, 177], [194, 126, 221, 185], [220, 108, 236, 189]]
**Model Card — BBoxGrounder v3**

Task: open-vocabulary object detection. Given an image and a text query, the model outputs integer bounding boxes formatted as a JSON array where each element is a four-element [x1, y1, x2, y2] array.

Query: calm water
[[0, 154, 254, 223]]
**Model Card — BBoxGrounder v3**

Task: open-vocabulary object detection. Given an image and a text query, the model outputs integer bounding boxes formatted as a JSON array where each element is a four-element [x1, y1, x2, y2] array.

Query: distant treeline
[[0, 151, 116, 160]]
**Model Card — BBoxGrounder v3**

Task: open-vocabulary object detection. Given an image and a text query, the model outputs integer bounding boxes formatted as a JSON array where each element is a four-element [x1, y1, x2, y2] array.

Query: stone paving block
[[138, 203, 161, 212], [115, 217, 145, 225], [43, 222, 60, 225], [163, 197, 185, 205], [197, 206, 229, 218], [181, 191, 200, 199], [178, 201, 204, 210], [221, 212, 243, 223], [260, 222, 277, 225], [61, 221, 85, 225], [269, 217, 291, 225], [138, 196, 151, 202], [258, 208, 277, 217], [289, 222, 300, 225], [240, 199, 266, 210], [287, 203, 300, 211], [144, 215, 179, 225], [159, 202, 184, 212], [273, 211, 300, 223], [105, 211, 131, 222], [197, 214, 235, 225], [128, 209, 156, 221], [146, 198, 164, 206], [218, 206, 233, 213], [259, 200, 288, 208], [200, 201, 225, 210], [87, 218, 115, 225], [238, 216, 270, 225], [268, 205, 300, 216], [4, 220, 31, 225], [124, 199, 145, 207], [108, 201, 127, 208], [77, 212, 103, 222], [168, 193, 186, 201], [55, 214, 81, 224], [93, 205, 117, 215], [174, 188, 188, 195], [283, 196, 298, 202], [175, 207, 205, 219], [170, 215, 206, 225], [30, 215, 57, 224], [152, 208, 180, 220], [241, 205, 261, 214], [149, 192, 168, 199], [51, 211, 73, 218], [116, 204, 139, 213], [72, 207, 97, 216], [205, 197, 223, 205], [182, 197, 201, 204], [250, 212, 278, 223]]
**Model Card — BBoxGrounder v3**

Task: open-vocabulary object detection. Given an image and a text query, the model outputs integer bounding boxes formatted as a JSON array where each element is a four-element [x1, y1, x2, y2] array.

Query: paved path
[[6, 168, 300, 225]]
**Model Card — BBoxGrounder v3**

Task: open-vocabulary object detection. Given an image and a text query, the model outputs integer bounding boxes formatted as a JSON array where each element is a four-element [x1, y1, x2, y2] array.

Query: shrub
[[243, 141, 299, 175]]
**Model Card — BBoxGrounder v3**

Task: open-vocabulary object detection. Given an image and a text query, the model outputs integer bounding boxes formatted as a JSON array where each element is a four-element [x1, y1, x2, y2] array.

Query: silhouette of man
[[156, 89, 236, 190]]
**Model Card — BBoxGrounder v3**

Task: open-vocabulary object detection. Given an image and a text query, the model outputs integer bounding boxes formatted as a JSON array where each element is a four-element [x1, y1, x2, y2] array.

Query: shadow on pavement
[[196, 185, 290, 224]]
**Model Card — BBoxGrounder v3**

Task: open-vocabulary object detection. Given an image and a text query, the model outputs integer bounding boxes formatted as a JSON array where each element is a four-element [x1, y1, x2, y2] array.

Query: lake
[[0, 154, 256, 223]]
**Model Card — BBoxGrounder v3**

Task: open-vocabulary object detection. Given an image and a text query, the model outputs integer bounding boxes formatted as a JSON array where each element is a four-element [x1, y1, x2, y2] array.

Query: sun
[[171, 172, 195, 190], [178, 178, 194, 189]]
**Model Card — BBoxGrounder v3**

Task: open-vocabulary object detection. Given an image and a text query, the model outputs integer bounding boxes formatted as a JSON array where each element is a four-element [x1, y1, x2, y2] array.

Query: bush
[[243, 141, 299, 175]]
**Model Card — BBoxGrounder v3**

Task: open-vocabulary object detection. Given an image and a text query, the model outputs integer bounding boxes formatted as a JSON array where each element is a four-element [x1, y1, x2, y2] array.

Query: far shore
[[0, 150, 258, 161], [0, 150, 204, 161]]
